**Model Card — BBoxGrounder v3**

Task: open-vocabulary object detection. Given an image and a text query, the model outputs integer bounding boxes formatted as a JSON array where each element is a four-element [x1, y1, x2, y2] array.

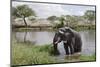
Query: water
[[13, 30, 95, 57]]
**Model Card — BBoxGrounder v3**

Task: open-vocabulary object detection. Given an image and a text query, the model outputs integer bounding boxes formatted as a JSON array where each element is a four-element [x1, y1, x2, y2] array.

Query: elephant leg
[[69, 43, 74, 54], [74, 37, 82, 53], [64, 43, 69, 55], [74, 45, 81, 53], [53, 44, 60, 55], [66, 40, 74, 55]]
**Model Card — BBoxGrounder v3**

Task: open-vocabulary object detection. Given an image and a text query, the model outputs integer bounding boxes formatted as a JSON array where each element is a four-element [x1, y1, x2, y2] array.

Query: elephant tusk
[[54, 42, 58, 44], [54, 37, 61, 44], [59, 30, 64, 34]]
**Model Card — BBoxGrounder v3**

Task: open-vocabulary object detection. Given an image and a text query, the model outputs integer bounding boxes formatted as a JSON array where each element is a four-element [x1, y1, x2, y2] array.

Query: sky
[[12, 1, 95, 18]]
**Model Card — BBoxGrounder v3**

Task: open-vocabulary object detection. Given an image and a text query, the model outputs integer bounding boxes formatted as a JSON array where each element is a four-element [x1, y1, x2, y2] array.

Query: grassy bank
[[12, 40, 96, 66], [73, 25, 96, 31], [12, 25, 96, 32], [53, 25, 96, 31], [12, 41, 56, 65]]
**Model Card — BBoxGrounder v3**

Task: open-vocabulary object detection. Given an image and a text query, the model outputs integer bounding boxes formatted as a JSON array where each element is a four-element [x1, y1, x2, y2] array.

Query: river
[[12, 30, 95, 57]]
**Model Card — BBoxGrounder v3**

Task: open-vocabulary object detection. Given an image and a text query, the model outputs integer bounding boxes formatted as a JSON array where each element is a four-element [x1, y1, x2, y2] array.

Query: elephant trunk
[[53, 37, 61, 44]]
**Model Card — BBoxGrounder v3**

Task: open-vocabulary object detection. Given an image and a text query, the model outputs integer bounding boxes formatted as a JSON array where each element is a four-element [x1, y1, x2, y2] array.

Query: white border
[[22, 0, 96, 5]]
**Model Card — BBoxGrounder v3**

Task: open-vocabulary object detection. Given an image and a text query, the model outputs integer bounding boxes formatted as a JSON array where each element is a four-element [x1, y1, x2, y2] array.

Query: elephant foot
[[66, 53, 70, 55], [70, 52, 74, 55], [65, 50, 70, 55], [65, 51, 75, 55], [74, 52, 81, 56]]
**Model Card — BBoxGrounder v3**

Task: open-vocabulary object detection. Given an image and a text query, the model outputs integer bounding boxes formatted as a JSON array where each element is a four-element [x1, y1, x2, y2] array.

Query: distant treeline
[[12, 4, 96, 30]]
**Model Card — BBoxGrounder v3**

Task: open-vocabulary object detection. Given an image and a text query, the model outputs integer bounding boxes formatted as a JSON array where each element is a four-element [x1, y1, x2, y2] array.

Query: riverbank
[[12, 40, 96, 66], [12, 25, 96, 32]]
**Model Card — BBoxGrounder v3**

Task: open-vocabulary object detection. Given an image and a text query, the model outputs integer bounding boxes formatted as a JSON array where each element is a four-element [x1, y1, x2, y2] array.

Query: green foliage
[[48, 10, 95, 29], [64, 15, 72, 26], [84, 10, 95, 24], [12, 5, 36, 18], [12, 5, 36, 27], [12, 7, 18, 18], [59, 16, 65, 27], [47, 16, 59, 22], [79, 54, 96, 61], [66, 15, 78, 27], [12, 40, 96, 65], [73, 25, 95, 31], [12, 41, 56, 65], [53, 15, 78, 29], [28, 16, 36, 21], [47, 15, 65, 29]]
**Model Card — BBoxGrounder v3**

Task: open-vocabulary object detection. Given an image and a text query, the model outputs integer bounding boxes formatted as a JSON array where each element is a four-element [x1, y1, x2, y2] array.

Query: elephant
[[53, 27, 82, 55]]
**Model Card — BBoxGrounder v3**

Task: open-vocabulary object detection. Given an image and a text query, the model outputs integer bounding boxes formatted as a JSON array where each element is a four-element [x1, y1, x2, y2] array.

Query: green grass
[[12, 41, 57, 65], [79, 54, 96, 61], [53, 24, 95, 30], [13, 24, 95, 32], [73, 25, 96, 31], [12, 40, 96, 66]]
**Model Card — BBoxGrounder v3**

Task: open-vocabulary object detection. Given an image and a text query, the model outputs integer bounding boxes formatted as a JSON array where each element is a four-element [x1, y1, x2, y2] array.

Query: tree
[[12, 5, 36, 27], [60, 15, 78, 27], [59, 16, 65, 27], [47, 16, 58, 22], [84, 10, 95, 24], [65, 15, 72, 26], [54, 15, 65, 28]]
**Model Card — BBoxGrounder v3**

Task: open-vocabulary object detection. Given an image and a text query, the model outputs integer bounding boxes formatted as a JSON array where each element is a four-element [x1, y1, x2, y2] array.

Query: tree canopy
[[12, 5, 36, 27], [12, 5, 36, 18], [47, 16, 58, 21], [84, 10, 95, 23]]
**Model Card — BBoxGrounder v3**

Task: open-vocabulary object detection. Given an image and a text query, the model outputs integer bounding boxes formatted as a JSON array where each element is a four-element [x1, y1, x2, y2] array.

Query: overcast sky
[[12, 1, 95, 18]]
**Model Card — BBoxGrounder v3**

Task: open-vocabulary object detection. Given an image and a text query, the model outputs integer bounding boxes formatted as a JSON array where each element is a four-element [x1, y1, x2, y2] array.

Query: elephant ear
[[65, 27, 74, 37]]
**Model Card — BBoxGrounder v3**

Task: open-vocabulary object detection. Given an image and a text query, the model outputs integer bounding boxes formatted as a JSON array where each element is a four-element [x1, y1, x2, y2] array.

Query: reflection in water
[[65, 53, 81, 60], [13, 30, 95, 56], [15, 31, 55, 45], [24, 32, 27, 42], [80, 30, 95, 55]]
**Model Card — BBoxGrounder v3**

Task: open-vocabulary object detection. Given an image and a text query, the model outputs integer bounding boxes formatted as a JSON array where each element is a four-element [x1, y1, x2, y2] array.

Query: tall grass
[[12, 41, 57, 65], [12, 40, 96, 66]]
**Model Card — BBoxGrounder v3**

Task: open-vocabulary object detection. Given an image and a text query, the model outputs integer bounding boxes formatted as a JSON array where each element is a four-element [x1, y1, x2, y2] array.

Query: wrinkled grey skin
[[53, 27, 82, 55]]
